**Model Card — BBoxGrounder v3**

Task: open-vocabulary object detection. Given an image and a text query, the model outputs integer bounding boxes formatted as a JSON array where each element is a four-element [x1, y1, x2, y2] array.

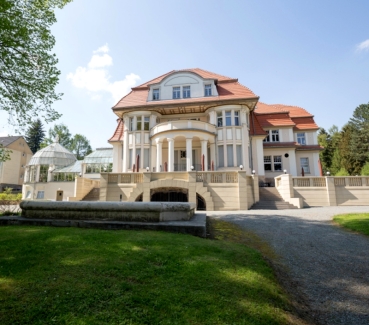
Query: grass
[[0, 225, 299, 325], [333, 213, 369, 236]]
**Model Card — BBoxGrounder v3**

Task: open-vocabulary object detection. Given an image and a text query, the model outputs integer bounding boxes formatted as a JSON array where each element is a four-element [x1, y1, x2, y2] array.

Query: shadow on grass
[[0, 225, 302, 325]]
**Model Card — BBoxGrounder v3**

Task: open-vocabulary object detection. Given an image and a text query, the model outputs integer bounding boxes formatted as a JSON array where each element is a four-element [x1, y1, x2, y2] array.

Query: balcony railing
[[150, 120, 216, 137]]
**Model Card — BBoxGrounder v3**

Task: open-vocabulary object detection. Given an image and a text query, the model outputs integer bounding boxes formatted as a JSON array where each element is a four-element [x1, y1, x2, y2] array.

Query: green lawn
[[333, 213, 369, 236], [0, 225, 297, 325]]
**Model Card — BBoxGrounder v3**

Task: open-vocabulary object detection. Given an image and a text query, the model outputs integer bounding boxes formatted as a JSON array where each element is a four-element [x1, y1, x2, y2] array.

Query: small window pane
[[36, 191, 44, 199], [144, 117, 150, 130], [217, 112, 223, 127], [129, 149, 133, 169], [297, 133, 306, 145], [137, 117, 142, 131], [183, 86, 190, 98], [129, 118, 134, 131], [173, 87, 180, 99], [225, 111, 231, 126], [205, 84, 212, 96], [271, 130, 279, 142], [218, 146, 224, 168], [153, 89, 159, 100], [144, 148, 150, 169], [274, 156, 282, 171], [234, 111, 240, 126], [264, 155, 272, 171], [300, 157, 310, 173], [227, 145, 234, 167], [236, 145, 242, 166]]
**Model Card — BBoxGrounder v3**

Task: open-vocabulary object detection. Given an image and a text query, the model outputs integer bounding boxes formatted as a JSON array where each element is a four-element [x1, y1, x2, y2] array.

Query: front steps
[[250, 187, 297, 210], [81, 188, 100, 201]]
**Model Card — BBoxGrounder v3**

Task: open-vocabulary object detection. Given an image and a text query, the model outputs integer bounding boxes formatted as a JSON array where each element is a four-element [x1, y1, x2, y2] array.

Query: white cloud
[[356, 39, 369, 52], [67, 44, 140, 103], [94, 44, 109, 53]]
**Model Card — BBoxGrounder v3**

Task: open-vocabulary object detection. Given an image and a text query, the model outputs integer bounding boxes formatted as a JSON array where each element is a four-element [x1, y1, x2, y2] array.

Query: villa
[[28, 68, 369, 210]]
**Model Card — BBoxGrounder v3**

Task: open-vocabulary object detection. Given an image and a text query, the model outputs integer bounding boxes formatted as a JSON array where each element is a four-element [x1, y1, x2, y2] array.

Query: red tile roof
[[249, 112, 267, 136], [113, 69, 258, 110], [108, 119, 124, 142], [292, 117, 319, 130], [255, 113, 295, 128]]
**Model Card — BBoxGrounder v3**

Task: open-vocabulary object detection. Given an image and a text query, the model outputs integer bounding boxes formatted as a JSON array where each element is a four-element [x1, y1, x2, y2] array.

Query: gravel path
[[208, 206, 369, 325]]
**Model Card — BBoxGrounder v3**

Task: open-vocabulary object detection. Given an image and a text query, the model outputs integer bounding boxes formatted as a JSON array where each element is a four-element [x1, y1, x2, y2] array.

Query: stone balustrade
[[150, 120, 216, 137]]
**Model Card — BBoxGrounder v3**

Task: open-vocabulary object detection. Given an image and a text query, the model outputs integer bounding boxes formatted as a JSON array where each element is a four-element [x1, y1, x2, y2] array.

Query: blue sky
[[1, 0, 369, 149]]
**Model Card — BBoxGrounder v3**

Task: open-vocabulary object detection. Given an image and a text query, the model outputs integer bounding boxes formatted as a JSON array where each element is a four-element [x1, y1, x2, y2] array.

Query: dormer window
[[183, 86, 191, 98], [173, 87, 180, 99], [153, 89, 159, 100], [205, 84, 212, 96]]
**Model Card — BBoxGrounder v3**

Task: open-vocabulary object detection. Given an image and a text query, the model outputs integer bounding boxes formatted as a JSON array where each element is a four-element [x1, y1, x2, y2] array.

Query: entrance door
[[56, 190, 63, 201]]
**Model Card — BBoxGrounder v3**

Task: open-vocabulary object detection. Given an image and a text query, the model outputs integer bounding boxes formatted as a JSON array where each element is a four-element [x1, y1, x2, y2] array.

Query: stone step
[[82, 188, 100, 201], [250, 201, 298, 210]]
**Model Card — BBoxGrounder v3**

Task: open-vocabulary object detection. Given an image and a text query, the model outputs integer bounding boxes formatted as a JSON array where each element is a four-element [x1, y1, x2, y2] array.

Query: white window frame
[[152, 89, 159, 100], [273, 156, 282, 171], [264, 130, 280, 142], [264, 156, 272, 171], [264, 155, 283, 172], [217, 112, 223, 127], [144, 117, 150, 131], [300, 157, 310, 173], [205, 84, 212, 96], [183, 86, 190, 98], [225, 111, 232, 126], [297, 132, 306, 145], [129, 117, 134, 131], [173, 87, 180, 99], [234, 111, 240, 126]]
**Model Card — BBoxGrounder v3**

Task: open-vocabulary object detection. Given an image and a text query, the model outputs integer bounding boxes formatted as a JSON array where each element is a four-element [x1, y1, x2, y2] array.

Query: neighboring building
[[108, 68, 322, 180], [22, 139, 112, 201], [0, 136, 33, 192]]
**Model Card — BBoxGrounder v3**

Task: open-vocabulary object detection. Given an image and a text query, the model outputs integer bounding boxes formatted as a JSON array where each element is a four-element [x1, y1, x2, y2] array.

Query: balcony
[[150, 120, 216, 138]]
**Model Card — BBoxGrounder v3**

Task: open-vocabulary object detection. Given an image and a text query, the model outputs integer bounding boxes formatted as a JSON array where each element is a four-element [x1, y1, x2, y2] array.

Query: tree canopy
[[42, 123, 93, 160], [25, 118, 45, 153], [0, 0, 71, 128]]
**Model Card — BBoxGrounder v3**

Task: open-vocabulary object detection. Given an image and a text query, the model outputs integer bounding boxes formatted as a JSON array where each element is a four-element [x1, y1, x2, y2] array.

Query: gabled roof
[[249, 112, 267, 136], [109, 119, 124, 142], [0, 136, 22, 147], [113, 69, 258, 110], [291, 117, 319, 130]]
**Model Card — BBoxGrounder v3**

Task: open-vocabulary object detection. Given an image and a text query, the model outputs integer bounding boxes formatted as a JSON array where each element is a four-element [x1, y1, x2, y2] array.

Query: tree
[[42, 123, 72, 149], [25, 119, 45, 153], [0, 144, 11, 162], [348, 103, 369, 174], [70, 134, 92, 160], [0, 0, 71, 128], [361, 162, 369, 176]]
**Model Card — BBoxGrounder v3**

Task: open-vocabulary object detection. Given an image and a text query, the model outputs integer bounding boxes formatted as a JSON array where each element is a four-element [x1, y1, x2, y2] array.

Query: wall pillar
[[188, 171, 196, 204], [122, 117, 129, 172], [326, 177, 337, 206], [155, 138, 163, 172], [167, 138, 174, 172], [238, 171, 248, 209], [142, 172, 151, 202], [186, 137, 193, 171], [201, 140, 208, 171]]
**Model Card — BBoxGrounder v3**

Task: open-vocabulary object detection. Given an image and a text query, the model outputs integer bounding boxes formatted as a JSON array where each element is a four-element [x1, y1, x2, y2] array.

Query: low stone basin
[[20, 201, 196, 222]]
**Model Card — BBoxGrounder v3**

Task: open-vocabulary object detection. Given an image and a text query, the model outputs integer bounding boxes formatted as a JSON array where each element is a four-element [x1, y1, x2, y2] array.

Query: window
[[234, 111, 240, 126], [297, 133, 306, 145], [137, 117, 142, 131], [264, 130, 280, 142], [36, 191, 44, 199], [218, 146, 224, 167], [129, 149, 133, 169], [183, 86, 191, 98], [274, 156, 282, 171], [225, 111, 231, 126], [300, 158, 310, 173], [180, 150, 186, 158], [39, 165, 48, 182], [144, 117, 150, 130], [129, 117, 134, 131], [264, 156, 272, 171], [236, 145, 242, 166], [153, 89, 159, 100], [217, 112, 223, 127], [144, 148, 150, 169], [205, 84, 212, 96], [173, 87, 180, 99], [25, 191, 31, 199], [271, 130, 279, 142], [227, 145, 234, 167]]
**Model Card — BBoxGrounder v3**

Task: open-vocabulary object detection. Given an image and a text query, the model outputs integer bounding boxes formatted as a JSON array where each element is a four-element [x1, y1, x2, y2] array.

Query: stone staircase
[[250, 187, 297, 210], [81, 188, 100, 201]]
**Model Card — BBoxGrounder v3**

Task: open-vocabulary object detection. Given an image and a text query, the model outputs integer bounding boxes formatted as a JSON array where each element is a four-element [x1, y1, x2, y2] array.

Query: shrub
[[335, 168, 349, 176], [361, 162, 369, 176], [0, 190, 22, 216]]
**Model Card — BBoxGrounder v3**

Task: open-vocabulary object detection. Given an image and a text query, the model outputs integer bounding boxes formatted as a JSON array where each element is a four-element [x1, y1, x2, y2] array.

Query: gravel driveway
[[208, 206, 369, 325]]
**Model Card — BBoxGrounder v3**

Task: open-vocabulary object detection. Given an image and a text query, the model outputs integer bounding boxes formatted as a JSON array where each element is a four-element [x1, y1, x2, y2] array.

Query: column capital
[[155, 137, 163, 145], [167, 138, 174, 143]]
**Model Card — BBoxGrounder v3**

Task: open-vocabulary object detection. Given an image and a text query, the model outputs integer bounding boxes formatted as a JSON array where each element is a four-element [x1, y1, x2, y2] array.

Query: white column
[[167, 138, 174, 172], [122, 117, 129, 172], [155, 138, 163, 172], [201, 140, 208, 171], [186, 138, 193, 171]]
